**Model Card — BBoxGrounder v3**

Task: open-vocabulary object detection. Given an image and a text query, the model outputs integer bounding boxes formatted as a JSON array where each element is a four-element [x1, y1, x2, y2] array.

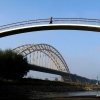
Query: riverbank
[[0, 78, 99, 99]]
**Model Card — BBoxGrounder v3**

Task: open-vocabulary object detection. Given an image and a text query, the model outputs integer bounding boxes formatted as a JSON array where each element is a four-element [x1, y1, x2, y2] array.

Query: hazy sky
[[0, 0, 100, 80]]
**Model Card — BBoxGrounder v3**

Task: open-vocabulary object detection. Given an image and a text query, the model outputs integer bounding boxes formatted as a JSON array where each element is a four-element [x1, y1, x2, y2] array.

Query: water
[[67, 91, 100, 97], [2, 91, 100, 99], [30, 91, 100, 99]]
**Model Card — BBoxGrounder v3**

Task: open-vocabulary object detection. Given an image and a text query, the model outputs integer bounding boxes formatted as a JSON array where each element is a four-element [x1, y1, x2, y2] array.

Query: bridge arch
[[0, 18, 100, 38], [13, 44, 70, 73]]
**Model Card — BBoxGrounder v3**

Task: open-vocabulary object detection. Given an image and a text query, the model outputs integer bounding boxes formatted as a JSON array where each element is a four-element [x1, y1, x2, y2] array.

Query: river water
[[30, 91, 100, 99], [67, 91, 100, 97], [1, 91, 100, 99]]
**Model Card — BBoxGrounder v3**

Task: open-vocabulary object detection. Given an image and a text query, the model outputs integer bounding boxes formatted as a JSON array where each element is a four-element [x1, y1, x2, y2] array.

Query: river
[[29, 91, 100, 99], [1, 91, 100, 99], [67, 91, 100, 97]]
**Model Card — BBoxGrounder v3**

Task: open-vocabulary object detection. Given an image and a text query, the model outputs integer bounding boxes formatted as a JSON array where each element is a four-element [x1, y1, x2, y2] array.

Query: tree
[[0, 49, 29, 79]]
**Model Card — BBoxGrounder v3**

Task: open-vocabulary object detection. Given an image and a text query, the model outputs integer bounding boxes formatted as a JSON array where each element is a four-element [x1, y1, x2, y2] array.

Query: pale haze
[[0, 0, 100, 80]]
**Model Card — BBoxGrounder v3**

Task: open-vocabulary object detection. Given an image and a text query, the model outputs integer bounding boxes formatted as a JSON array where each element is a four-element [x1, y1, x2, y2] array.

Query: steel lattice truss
[[13, 44, 70, 73]]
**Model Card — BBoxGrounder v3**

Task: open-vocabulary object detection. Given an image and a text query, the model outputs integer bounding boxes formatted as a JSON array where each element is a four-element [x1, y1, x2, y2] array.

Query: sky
[[0, 0, 100, 80]]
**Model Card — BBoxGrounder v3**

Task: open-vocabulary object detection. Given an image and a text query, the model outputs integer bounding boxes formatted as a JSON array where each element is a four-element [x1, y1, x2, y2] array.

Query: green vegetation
[[0, 49, 29, 79]]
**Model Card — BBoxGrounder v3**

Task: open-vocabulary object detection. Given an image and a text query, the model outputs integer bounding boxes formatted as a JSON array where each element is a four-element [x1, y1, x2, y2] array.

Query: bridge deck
[[0, 18, 100, 37]]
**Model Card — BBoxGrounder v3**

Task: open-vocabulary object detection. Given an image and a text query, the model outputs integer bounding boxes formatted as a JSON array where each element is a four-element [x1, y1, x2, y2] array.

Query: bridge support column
[[60, 76, 65, 82], [60, 76, 72, 82]]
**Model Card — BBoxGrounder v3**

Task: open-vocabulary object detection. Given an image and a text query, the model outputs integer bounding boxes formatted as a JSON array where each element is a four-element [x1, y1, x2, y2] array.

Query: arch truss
[[13, 44, 70, 73]]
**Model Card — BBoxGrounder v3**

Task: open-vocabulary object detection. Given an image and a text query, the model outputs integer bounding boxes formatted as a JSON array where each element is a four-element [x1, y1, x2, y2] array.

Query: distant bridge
[[0, 18, 100, 37], [13, 44, 71, 81], [13, 44, 95, 83], [13, 44, 70, 73]]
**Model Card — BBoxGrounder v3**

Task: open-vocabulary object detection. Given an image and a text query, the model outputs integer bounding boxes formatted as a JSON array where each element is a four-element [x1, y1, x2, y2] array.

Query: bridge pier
[[60, 76, 72, 82], [60, 76, 65, 82]]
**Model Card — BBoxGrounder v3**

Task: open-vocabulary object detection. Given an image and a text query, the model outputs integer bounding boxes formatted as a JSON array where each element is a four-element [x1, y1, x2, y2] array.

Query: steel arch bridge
[[13, 44, 70, 73], [1, 18, 100, 37]]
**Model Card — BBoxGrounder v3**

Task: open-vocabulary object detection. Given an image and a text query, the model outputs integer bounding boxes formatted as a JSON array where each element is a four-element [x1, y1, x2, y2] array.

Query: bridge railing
[[0, 18, 50, 31], [53, 18, 100, 24], [0, 18, 100, 31]]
